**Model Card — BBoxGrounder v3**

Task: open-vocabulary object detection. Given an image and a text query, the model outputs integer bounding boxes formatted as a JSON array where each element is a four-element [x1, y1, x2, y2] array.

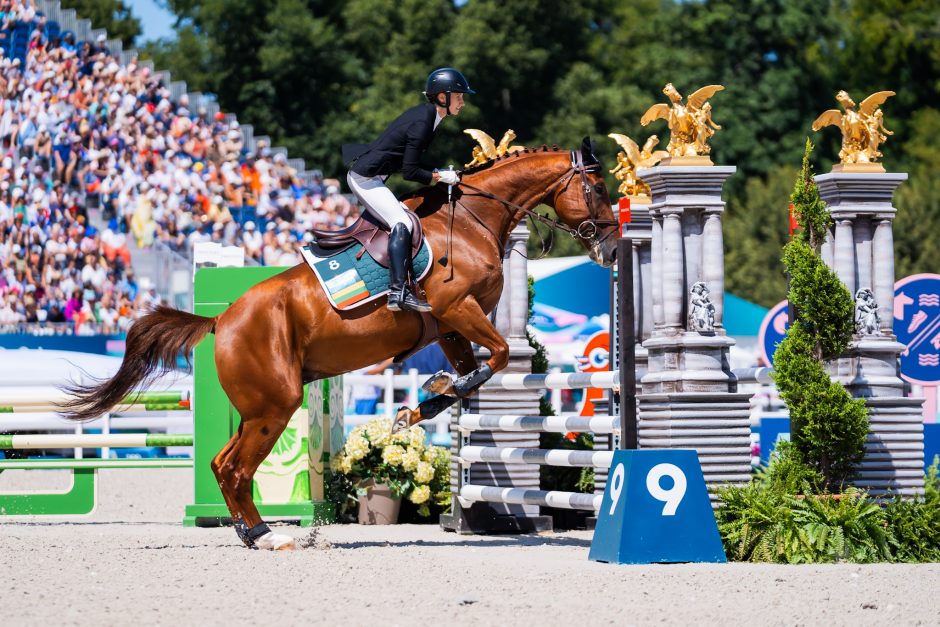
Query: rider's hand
[[437, 169, 459, 186]]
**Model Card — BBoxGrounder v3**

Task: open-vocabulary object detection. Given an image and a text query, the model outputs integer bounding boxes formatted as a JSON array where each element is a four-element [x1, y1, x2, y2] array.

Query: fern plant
[[883, 462, 940, 562]]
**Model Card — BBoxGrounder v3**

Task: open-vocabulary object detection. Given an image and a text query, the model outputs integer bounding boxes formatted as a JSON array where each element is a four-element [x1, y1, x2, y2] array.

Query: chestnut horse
[[59, 139, 617, 549]]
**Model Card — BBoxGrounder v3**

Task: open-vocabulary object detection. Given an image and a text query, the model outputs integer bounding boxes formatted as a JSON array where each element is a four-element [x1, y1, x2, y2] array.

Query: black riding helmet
[[424, 68, 474, 108]]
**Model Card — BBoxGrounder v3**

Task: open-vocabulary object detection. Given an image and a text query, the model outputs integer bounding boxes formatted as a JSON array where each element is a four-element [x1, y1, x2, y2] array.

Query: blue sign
[[894, 274, 940, 385], [925, 424, 939, 470], [759, 417, 791, 465], [589, 450, 726, 564], [758, 300, 789, 366]]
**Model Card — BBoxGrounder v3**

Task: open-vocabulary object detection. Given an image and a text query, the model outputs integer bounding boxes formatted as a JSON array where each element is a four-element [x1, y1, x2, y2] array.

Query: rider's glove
[[437, 169, 459, 186]]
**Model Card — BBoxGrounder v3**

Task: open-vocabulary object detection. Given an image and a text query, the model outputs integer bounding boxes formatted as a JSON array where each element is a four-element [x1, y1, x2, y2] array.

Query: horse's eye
[[593, 183, 605, 194]]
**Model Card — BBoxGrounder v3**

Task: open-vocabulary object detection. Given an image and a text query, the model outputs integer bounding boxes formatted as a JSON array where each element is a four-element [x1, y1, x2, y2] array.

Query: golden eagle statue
[[464, 129, 525, 168], [607, 133, 669, 198], [640, 83, 724, 162], [812, 90, 895, 169]]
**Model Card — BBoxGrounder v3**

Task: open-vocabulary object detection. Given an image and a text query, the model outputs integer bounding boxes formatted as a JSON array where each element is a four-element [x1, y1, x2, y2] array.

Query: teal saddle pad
[[301, 239, 432, 311]]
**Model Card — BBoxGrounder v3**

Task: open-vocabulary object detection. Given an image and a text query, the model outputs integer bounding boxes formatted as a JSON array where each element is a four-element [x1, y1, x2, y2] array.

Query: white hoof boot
[[255, 531, 297, 551]]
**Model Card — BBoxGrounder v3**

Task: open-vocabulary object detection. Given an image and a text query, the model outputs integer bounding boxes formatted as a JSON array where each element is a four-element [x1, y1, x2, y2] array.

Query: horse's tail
[[57, 306, 216, 421]]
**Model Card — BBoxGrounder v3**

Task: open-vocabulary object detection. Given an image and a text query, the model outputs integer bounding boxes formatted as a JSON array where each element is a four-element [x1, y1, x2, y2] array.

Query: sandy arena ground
[[1, 468, 938, 626]]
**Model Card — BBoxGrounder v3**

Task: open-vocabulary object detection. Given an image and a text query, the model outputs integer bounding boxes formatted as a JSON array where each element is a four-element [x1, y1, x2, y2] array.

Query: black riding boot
[[387, 223, 431, 313]]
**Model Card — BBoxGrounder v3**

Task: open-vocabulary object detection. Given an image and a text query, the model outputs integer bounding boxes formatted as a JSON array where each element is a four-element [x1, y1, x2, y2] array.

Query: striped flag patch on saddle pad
[[300, 240, 432, 311]]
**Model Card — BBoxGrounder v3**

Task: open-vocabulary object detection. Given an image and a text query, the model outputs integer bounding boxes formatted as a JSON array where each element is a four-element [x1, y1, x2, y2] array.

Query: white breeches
[[347, 171, 412, 233]]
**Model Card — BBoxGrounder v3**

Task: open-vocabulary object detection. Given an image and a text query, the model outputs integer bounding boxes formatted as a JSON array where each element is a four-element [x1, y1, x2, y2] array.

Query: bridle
[[454, 150, 619, 253]]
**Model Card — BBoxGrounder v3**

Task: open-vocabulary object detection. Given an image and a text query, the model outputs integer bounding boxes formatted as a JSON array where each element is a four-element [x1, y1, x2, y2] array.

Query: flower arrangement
[[330, 418, 451, 517]]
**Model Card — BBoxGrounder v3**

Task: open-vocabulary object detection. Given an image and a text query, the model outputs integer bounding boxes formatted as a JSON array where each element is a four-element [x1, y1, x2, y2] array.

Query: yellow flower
[[329, 453, 345, 472], [345, 435, 370, 461], [415, 461, 434, 483], [407, 426, 426, 449], [402, 447, 421, 472], [382, 444, 405, 466], [339, 456, 352, 474], [409, 484, 430, 504], [350, 425, 366, 439], [422, 447, 436, 462], [366, 419, 391, 447]]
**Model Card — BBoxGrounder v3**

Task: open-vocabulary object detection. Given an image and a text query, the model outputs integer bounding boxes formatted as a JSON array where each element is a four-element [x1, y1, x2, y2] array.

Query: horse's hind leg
[[210, 434, 241, 520], [215, 391, 303, 550]]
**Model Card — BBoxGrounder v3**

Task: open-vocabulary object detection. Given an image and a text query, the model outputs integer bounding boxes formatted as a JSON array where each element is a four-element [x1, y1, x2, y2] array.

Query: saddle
[[308, 211, 423, 268]]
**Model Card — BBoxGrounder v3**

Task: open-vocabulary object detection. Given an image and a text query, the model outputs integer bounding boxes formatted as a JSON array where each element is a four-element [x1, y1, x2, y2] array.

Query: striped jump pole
[[459, 486, 602, 512], [459, 446, 614, 468], [457, 414, 620, 434], [481, 371, 619, 391], [0, 390, 190, 413], [0, 434, 193, 449]]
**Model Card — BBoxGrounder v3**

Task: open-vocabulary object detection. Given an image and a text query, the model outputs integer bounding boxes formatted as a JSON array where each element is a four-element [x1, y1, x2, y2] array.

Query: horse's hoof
[[392, 407, 416, 433], [254, 531, 297, 551], [422, 371, 456, 396]]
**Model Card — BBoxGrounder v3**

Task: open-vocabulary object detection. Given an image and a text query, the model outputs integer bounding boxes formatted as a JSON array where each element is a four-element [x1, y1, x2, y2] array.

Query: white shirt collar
[[433, 111, 444, 131]]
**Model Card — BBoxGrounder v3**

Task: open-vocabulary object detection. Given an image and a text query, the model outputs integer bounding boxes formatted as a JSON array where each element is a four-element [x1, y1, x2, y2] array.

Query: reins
[[444, 150, 618, 261]]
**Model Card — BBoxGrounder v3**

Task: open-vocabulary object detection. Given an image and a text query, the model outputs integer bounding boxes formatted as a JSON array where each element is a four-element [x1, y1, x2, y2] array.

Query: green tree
[[723, 167, 796, 307], [61, 0, 141, 46], [773, 141, 868, 489], [140, 25, 212, 91]]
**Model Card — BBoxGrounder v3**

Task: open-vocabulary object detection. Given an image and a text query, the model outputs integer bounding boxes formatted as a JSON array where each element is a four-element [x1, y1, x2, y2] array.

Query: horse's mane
[[461, 143, 566, 175]]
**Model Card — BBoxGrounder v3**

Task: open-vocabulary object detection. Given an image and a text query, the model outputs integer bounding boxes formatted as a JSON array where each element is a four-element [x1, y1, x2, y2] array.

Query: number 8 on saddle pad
[[301, 240, 432, 311]]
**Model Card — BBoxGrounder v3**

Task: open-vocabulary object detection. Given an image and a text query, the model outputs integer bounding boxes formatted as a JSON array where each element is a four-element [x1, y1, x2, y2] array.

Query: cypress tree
[[772, 140, 868, 490]]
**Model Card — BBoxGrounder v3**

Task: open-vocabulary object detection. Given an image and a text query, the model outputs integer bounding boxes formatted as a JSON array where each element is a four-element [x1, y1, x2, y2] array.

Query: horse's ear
[[581, 136, 599, 166]]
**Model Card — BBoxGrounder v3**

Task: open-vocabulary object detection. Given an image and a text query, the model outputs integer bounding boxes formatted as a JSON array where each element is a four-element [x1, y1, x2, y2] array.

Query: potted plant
[[330, 418, 450, 524]]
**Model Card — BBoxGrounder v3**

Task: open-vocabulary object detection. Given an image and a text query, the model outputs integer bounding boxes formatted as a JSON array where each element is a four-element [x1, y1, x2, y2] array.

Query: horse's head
[[545, 137, 618, 267]]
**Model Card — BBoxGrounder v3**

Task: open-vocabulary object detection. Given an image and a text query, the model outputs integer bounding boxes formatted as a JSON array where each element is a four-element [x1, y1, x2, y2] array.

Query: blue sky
[[128, 0, 176, 43]]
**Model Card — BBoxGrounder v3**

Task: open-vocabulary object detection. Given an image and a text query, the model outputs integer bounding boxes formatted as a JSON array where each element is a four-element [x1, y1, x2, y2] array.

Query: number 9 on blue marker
[[589, 450, 726, 564]]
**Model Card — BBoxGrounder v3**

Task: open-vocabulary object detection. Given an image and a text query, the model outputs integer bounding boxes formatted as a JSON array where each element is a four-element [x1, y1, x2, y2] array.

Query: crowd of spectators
[[0, 1, 360, 333]]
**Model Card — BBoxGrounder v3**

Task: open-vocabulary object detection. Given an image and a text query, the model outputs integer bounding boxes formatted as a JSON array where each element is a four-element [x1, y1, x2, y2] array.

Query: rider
[[342, 68, 473, 313]]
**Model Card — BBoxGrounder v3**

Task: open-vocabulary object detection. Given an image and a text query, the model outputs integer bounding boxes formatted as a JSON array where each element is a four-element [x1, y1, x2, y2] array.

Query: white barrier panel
[[457, 414, 619, 434]]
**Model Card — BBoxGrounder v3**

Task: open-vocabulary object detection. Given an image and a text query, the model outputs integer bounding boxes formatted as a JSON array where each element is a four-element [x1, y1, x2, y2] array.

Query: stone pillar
[[662, 212, 684, 330], [815, 171, 923, 496], [651, 215, 664, 328], [442, 219, 546, 533], [703, 211, 725, 328], [621, 201, 654, 379], [834, 218, 856, 296], [822, 228, 835, 270], [872, 219, 895, 335], [854, 217, 873, 298], [633, 165, 752, 493]]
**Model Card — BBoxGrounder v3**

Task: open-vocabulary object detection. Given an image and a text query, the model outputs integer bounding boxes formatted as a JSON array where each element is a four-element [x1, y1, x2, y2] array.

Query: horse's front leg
[[392, 299, 506, 431], [432, 297, 507, 395]]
